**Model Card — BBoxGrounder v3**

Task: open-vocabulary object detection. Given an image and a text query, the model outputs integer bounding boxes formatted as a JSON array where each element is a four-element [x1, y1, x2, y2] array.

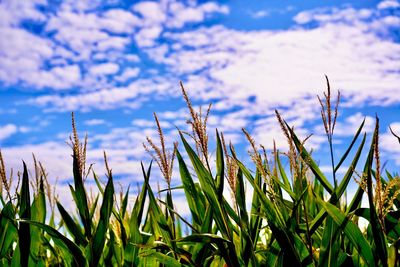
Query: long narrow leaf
[[72, 151, 91, 238], [365, 117, 388, 267], [91, 173, 114, 267], [56, 201, 87, 246], [19, 162, 31, 267]]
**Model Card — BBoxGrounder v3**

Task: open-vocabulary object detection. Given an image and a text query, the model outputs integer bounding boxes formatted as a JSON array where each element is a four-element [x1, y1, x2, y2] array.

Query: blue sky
[[0, 0, 399, 209]]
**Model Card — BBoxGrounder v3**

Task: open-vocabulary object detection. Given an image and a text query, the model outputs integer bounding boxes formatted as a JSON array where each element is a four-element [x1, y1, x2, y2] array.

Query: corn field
[[0, 79, 399, 266]]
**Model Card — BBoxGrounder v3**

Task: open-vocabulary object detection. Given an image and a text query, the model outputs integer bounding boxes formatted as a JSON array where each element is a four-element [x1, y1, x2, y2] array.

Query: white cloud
[[0, 124, 18, 141], [0, 26, 55, 87], [133, 1, 167, 25], [132, 118, 171, 129], [100, 9, 141, 33], [131, 119, 155, 128], [159, 6, 400, 110], [134, 26, 163, 47], [116, 67, 140, 82], [250, 10, 269, 19], [0, 0, 47, 27], [293, 7, 373, 25], [89, 63, 120, 76], [30, 77, 176, 111], [125, 54, 140, 62], [166, 3, 212, 28], [18, 126, 32, 133], [377, 0, 400, 9], [1, 142, 71, 182], [380, 15, 400, 26], [0, 0, 227, 92], [84, 119, 106, 126], [132, 1, 228, 29], [97, 37, 130, 52]]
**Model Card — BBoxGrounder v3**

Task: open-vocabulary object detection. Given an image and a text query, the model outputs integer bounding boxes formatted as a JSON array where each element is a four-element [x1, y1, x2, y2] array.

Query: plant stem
[[329, 137, 337, 189]]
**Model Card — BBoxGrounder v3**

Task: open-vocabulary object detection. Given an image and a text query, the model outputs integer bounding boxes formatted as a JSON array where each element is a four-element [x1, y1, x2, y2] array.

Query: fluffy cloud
[[166, 2, 229, 28], [250, 10, 269, 19], [0, 0, 47, 26], [89, 63, 120, 76], [84, 119, 106, 126], [29, 77, 175, 111], [162, 21, 400, 107], [116, 67, 140, 82], [0, 124, 18, 141], [293, 7, 373, 25], [133, 1, 167, 25], [3, 1, 399, 111], [1, 142, 71, 182], [0, 0, 227, 91], [377, 0, 400, 10]]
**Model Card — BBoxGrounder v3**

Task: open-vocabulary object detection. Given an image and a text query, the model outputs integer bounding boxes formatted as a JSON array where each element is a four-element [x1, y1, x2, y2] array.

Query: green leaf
[[89, 194, 99, 222], [125, 163, 151, 265], [121, 185, 130, 218], [19, 162, 31, 267], [176, 233, 230, 244], [176, 149, 203, 227], [318, 216, 340, 267], [215, 130, 224, 201], [72, 150, 91, 238], [141, 250, 184, 267], [19, 219, 86, 266], [91, 172, 114, 267], [235, 168, 256, 266], [0, 202, 17, 258], [31, 177, 46, 223], [29, 177, 47, 265], [365, 117, 388, 267], [142, 162, 174, 248], [276, 152, 292, 192], [249, 168, 262, 249], [56, 201, 87, 246]]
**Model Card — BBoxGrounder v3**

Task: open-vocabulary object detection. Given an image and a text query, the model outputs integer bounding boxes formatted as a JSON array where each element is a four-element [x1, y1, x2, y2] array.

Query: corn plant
[[0, 78, 399, 266]]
